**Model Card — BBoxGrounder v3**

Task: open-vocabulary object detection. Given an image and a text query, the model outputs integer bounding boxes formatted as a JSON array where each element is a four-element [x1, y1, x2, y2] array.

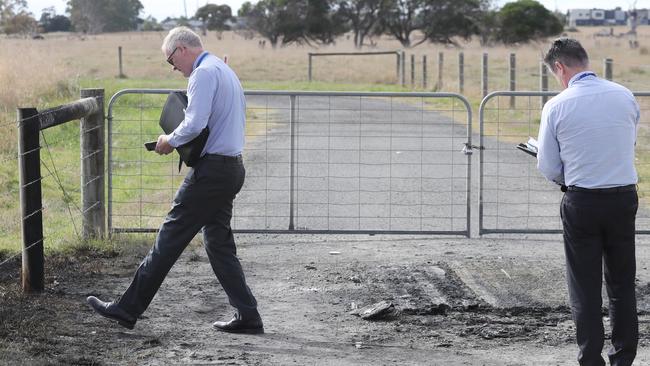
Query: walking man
[[87, 26, 263, 334], [537, 38, 639, 365]]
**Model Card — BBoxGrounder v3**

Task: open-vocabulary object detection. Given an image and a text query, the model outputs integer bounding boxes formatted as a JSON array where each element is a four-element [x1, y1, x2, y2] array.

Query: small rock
[[305, 265, 317, 270]]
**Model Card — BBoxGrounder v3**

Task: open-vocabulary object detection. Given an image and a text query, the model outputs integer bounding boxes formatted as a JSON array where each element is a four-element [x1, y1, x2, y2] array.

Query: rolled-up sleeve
[[537, 105, 564, 185], [168, 68, 216, 147]]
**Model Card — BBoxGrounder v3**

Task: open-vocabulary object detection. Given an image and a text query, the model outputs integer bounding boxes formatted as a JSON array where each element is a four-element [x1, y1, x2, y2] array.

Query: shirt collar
[[192, 51, 209, 71], [568, 71, 596, 87]]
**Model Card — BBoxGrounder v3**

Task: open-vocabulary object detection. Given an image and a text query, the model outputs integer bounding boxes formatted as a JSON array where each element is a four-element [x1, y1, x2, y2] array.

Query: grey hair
[[162, 26, 203, 54]]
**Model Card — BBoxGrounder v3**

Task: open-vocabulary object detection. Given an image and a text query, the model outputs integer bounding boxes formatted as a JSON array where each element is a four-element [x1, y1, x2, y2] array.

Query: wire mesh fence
[[108, 90, 473, 236], [479, 91, 650, 235]]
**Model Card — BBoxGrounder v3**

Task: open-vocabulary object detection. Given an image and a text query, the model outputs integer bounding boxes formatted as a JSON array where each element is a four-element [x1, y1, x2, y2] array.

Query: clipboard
[[516, 137, 538, 158]]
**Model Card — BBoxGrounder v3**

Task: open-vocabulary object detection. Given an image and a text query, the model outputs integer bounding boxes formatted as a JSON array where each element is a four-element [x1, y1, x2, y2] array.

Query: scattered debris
[[500, 269, 512, 280], [353, 300, 397, 320]]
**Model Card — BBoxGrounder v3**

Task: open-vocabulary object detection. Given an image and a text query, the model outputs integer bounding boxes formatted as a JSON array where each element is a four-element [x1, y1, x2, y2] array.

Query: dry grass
[[1, 26, 649, 112]]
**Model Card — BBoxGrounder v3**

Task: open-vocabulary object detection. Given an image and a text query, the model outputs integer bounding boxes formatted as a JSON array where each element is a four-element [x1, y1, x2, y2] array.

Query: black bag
[[159, 91, 209, 168]]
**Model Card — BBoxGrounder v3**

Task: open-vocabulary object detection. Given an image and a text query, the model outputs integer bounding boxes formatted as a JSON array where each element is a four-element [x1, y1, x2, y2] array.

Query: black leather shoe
[[213, 313, 264, 334], [86, 296, 136, 330]]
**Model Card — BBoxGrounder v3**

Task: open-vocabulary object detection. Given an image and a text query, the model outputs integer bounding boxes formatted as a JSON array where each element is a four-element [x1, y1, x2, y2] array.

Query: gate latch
[[462, 142, 484, 155]]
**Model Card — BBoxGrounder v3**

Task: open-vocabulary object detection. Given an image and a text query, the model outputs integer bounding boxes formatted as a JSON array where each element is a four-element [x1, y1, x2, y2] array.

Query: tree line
[[0, 0, 563, 47]]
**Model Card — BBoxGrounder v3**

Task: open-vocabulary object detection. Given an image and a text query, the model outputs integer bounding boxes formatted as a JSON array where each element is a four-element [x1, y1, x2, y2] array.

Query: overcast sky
[[25, 0, 650, 21]]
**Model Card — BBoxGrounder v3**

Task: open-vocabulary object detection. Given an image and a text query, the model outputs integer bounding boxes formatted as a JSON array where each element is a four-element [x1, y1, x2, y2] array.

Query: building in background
[[567, 7, 633, 27]]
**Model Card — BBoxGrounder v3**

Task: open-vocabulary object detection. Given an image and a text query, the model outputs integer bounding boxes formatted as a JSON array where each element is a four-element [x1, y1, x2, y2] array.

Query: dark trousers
[[561, 189, 638, 366], [118, 155, 258, 319]]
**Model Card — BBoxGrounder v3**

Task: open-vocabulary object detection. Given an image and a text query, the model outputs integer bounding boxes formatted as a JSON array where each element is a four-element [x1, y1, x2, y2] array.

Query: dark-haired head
[[544, 38, 589, 72]]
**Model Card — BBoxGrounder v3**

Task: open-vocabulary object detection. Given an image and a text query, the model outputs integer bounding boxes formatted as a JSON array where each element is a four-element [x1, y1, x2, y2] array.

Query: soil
[[1, 234, 649, 365]]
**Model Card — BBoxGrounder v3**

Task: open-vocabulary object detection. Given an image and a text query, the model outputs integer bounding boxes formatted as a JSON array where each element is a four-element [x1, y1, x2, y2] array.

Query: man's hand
[[155, 134, 174, 155]]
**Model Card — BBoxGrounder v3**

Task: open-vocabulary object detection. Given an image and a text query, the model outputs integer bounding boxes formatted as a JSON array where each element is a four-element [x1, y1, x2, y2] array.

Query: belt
[[566, 184, 637, 194], [203, 153, 242, 162]]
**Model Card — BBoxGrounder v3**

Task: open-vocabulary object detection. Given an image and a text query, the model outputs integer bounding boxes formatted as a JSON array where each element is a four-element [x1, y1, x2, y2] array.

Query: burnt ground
[[1, 234, 650, 365]]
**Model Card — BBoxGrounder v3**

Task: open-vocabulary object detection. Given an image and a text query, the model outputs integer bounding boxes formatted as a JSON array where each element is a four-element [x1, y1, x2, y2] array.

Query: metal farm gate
[[107, 90, 474, 236], [478, 91, 650, 235]]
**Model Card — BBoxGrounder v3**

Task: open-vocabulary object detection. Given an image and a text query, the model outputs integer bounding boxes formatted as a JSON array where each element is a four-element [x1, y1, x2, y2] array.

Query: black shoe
[[213, 313, 264, 334], [86, 296, 136, 330]]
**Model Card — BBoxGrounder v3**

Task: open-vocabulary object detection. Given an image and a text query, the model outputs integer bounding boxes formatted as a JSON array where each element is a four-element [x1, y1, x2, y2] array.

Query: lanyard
[[195, 52, 209, 69], [572, 72, 596, 84]]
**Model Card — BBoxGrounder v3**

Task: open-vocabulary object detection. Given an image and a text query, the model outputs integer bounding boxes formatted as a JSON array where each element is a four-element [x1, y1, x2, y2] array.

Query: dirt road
[[2, 234, 650, 365]]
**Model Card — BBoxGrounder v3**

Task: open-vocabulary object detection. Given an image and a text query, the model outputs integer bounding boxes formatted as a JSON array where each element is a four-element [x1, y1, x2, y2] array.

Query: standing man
[[537, 38, 639, 365], [87, 27, 263, 334]]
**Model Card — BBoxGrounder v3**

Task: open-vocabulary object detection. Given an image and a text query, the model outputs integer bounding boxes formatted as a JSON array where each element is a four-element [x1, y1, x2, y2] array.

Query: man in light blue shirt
[[538, 38, 638, 366], [87, 27, 263, 334]]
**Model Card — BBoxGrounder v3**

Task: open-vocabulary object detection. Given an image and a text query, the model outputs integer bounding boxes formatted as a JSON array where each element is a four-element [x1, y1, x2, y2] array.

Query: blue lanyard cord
[[195, 52, 209, 68], [575, 72, 596, 82]]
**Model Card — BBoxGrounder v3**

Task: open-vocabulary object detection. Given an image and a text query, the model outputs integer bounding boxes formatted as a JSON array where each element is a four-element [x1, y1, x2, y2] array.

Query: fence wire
[[479, 92, 650, 235], [108, 90, 472, 235], [0, 112, 94, 269]]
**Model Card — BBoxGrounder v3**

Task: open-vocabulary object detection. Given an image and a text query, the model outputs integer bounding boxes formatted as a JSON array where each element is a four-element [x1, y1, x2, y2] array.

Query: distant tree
[[196, 4, 233, 31], [243, 0, 345, 47], [67, 0, 143, 33], [497, 0, 562, 44], [141, 15, 162, 31], [240, 0, 283, 46], [380, 0, 424, 48], [39, 7, 72, 32], [420, 0, 484, 46], [3, 11, 36, 35], [238, 1, 253, 17], [475, 8, 499, 46], [304, 0, 347, 45], [0, 0, 29, 34], [338, 0, 387, 48], [0, 0, 27, 20]]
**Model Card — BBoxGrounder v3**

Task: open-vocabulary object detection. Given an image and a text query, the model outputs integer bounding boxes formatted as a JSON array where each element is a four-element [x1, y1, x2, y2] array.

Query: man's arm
[[537, 106, 565, 185], [167, 68, 216, 148]]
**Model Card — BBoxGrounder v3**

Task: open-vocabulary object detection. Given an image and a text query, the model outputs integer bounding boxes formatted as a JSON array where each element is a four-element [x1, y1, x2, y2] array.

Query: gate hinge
[[462, 142, 484, 155]]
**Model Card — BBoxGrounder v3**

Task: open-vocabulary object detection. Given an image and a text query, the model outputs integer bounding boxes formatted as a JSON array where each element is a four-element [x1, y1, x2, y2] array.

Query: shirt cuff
[[167, 133, 179, 148]]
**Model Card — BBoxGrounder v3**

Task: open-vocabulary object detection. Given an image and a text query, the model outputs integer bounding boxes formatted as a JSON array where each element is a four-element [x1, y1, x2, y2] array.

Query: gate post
[[18, 107, 44, 292], [80, 89, 106, 239]]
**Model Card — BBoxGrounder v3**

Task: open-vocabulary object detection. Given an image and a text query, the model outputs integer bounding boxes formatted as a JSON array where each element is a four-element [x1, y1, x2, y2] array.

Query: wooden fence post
[[118, 46, 126, 78], [399, 51, 406, 86], [482, 53, 489, 98], [410, 54, 415, 87], [396, 52, 401, 83], [604, 58, 613, 80], [18, 107, 44, 292], [509, 53, 516, 108], [80, 89, 105, 239], [458, 52, 464, 94], [437, 52, 444, 91], [308, 53, 312, 82], [422, 55, 427, 89], [540, 61, 549, 107]]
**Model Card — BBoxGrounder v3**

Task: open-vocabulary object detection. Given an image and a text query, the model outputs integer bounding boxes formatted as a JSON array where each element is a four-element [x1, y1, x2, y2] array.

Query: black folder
[[159, 91, 209, 168]]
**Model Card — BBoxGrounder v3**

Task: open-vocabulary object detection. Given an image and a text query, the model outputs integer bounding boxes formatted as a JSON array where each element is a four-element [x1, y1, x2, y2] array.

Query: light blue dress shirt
[[168, 51, 246, 157], [537, 71, 639, 188]]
